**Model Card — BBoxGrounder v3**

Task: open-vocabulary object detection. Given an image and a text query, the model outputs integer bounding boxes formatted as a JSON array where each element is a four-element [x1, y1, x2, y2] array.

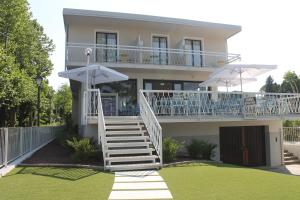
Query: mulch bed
[[22, 140, 103, 166]]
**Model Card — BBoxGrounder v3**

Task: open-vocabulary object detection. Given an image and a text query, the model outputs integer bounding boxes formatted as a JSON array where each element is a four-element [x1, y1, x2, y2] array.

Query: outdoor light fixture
[[36, 75, 43, 126], [36, 75, 43, 86]]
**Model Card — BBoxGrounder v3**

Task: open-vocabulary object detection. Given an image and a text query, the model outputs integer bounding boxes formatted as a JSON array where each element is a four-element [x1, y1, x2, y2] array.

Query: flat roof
[[63, 8, 241, 38]]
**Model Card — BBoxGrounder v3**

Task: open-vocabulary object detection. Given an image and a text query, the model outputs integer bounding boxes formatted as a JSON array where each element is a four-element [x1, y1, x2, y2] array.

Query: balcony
[[65, 43, 241, 69], [142, 90, 300, 122]]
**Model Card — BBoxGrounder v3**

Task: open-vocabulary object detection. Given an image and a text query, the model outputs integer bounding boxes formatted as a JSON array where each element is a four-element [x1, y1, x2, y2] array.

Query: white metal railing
[[83, 89, 107, 168], [283, 127, 300, 142], [139, 90, 163, 165], [66, 43, 241, 68], [0, 126, 64, 168], [142, 90, 300, 120]]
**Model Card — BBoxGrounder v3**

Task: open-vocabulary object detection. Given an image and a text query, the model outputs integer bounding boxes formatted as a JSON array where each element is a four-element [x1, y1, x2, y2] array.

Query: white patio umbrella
[[199, 77, 257, 92], [58, 64, 128, 86], [209, 64, 277, 91]]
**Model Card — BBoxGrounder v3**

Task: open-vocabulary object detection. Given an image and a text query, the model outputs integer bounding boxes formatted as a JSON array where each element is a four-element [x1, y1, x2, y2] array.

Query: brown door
[[220, 126, 266, 166]]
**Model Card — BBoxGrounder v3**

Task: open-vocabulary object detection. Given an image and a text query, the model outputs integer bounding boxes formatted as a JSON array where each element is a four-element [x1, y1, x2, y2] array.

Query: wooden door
[[220, 126, 266, 166], [220, 127, 243, 165]]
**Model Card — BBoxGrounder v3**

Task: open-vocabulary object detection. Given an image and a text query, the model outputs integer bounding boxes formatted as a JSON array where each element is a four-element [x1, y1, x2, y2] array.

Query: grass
[[160, 162, 300, 200], [0, 167, 114, 200]]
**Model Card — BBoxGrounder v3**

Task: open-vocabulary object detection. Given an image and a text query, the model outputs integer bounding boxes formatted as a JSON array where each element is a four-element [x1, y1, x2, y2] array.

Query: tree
[[0, 0, 55, 126], [260, 75, 280, 93], [280, 71, 300, 93], [53, 84, 72, 125]]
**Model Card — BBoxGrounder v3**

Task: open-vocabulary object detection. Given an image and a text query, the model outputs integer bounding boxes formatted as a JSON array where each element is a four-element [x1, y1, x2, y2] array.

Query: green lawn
[[0, 167, 114, 200], [160, 162, 300, 200]]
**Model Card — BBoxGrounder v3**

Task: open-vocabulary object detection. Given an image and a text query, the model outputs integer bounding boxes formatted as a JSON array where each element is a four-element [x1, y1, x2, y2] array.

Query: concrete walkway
[[108, 170, 173, 200], [269, 164, 300, 176]]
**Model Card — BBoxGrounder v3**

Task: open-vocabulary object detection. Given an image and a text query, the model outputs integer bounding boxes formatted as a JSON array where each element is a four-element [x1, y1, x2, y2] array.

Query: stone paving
[[108, 170, 173, 200]]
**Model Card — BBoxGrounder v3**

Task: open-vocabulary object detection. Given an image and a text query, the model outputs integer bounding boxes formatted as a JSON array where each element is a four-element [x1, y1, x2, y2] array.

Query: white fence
[[0, 126, 64, 168], [283, 127, 300, 143]]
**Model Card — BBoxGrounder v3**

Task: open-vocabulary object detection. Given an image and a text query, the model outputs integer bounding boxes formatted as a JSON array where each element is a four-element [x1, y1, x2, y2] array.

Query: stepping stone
[[108, 190, 173, 200], [115, 170, 159, 177], [113, 182, 168, 190], [115, 175, 163, 183]]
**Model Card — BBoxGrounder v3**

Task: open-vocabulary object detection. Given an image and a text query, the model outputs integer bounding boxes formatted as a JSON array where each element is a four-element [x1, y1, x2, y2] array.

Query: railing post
[[20, 127, 23, 156], [4, 128, 8, 167]]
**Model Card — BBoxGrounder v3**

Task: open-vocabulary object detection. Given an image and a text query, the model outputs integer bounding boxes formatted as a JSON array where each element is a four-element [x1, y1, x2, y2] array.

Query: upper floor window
[[152, 36, 168, 65], [185, 39, 203, 67], [96, 32, 117, 62]]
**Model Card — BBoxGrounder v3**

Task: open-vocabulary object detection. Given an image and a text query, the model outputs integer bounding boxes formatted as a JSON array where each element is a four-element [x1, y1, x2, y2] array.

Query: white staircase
[[104, 118, 161, 171]]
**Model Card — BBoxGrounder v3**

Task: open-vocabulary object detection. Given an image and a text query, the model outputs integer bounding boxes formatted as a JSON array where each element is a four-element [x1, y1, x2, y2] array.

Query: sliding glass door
[[96, 32, 117, 62], [152, 36, 168, 65], [185, 39, 203, 67]]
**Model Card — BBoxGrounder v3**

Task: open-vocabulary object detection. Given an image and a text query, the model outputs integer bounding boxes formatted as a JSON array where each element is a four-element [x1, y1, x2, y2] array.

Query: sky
[[28, 0, 300, 92]]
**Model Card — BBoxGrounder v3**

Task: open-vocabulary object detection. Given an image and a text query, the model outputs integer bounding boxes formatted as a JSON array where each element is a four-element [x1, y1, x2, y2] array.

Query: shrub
[[66, 137, 98, 162], [163, 137, 182, 162], [186, 139, 217, 160]]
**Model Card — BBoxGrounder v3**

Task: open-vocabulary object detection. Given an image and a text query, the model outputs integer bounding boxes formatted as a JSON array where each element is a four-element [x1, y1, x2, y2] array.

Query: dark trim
[[143, 79, 206, 90], [152, 36, 168, 65], [96, 32, 118, 62], [185, 39, 203, 67]]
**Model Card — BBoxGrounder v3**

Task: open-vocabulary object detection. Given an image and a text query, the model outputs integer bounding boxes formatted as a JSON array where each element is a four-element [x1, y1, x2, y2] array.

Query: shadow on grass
[[163, 160, 247, 169], [6, 166, 113, 181]]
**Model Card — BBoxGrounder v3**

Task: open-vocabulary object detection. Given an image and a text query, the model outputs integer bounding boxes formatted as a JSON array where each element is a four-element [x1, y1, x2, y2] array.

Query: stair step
[[106, 121, 140, 125], [107, 148, 155, 155], [285, 160, 300, 165], [284, 152, 294, 157], [106, 125, 143, 130], [284, 156, 298, 161], [106, 136, 149, 142], [112, 182, 168, 190], [108, 190, 172, 200], [106, 163, 161, 171], [284, 150, 288, 153], [106, 142, 151, 148], [105, 155, 158, 162], [106, 130, 146, 136]]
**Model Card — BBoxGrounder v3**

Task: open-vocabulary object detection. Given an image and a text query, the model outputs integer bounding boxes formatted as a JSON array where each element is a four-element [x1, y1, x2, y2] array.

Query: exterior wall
[[67, 20, 227, 53], [82, 120, 283, 167], [161, 120, 283, 167]]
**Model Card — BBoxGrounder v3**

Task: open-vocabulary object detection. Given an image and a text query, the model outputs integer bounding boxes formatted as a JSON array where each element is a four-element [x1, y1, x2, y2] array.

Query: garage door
[[220, 126, 266, 166]]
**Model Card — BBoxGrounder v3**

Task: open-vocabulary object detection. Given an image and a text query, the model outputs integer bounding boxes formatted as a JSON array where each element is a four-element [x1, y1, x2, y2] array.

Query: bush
[[66, 137, 98, 162], [163, 137, 182, 162], [186, 139, 217, 160]]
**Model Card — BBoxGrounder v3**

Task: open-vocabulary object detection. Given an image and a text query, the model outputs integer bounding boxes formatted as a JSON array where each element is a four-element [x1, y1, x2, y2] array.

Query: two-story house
[[62, 8, 300, 171]]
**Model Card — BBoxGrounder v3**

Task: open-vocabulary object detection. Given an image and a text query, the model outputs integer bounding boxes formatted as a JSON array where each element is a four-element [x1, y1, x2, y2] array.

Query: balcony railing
[[142, 90, 300, 120], [66, 43, 241, 68]]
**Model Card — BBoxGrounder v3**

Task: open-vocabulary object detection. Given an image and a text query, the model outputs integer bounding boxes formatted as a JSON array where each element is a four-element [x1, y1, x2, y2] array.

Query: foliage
[[186, 139, 217, 160], [260, 75, 280, 93], [0, 0, 55, 127], [53, 84, 72, 125], [283, 120, 300, 127], [66, 137, 99, 162], [163, 137, 182, 162]]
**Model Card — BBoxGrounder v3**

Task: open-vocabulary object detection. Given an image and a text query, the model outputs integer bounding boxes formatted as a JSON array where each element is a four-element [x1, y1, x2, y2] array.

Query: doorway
[[219, 126, 266, 166]]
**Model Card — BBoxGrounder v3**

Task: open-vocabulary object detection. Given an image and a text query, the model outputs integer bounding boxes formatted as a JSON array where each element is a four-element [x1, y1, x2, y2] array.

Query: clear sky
[[28, 0, 300, 91]]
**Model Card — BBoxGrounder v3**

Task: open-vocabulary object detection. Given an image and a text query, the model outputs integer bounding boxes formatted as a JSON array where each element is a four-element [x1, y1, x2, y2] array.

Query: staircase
[[284, 150, 300, 165], [103, 117, 161, 171]]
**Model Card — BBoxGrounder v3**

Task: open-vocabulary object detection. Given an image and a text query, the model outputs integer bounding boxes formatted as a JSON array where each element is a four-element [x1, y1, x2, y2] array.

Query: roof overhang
[[63, 8, 241, 39]]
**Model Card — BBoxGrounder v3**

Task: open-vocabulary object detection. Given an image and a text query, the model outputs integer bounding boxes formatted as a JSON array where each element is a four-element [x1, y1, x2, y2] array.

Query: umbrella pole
[[239, 69, 243, 92], [226, 81, 228, 92]]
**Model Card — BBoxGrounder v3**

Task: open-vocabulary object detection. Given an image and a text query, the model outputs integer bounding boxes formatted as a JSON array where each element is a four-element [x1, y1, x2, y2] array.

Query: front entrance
[[220, 126, 266, 166]]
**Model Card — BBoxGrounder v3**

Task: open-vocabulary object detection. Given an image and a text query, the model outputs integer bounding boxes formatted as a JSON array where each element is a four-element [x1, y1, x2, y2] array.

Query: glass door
[[96, 32, 117, 62], [152, 36, 168, 65], [185, 39, 202, 67]]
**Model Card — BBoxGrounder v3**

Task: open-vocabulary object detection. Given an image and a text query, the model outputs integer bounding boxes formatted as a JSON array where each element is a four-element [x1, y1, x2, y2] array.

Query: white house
[[61, 8, 300, 171]]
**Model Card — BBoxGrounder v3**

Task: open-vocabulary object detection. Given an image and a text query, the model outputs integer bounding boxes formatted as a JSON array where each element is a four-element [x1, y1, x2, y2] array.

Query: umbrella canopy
[[208, 64, 276, 91], [58, 64, 128, 85], [199, 77, 257, 87]]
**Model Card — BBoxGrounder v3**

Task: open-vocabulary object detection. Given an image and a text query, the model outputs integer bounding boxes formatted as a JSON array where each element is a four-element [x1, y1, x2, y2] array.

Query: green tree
[[54, 84, 72, 125], [0, 0, 55, 126], [260, 75, 280, 93], [280, 71, 300, 93]]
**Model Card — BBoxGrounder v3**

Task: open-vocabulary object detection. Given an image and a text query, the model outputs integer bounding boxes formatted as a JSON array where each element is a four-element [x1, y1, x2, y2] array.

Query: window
[[152, 36, 168, 65], [96, 32, 117, 62], [97, 79, 137, 116], [185, 39, 203, 67]]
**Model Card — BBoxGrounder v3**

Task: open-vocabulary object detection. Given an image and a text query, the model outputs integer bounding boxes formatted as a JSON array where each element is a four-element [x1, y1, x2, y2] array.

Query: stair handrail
[[96, 89, 106, 169], [139, 89, 163, 165]]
